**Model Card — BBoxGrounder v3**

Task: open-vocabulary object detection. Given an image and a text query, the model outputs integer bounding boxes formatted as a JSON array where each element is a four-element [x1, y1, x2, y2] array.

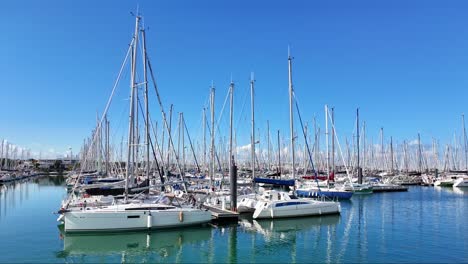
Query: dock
[[373, 185, 408, 192], [202, 204, 239, 223]]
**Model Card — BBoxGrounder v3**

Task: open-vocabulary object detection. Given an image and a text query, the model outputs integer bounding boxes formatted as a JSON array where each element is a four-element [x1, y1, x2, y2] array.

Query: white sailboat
[[63, 195, 211, 232], [252, 190, 340, 219], [453, 176, 468, 187], [252, 50, 341, 219], [60, 14, 211, 232]]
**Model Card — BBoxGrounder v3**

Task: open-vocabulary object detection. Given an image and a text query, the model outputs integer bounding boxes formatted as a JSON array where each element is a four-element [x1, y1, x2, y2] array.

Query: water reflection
[[240, 215, 340, 238], [0, 176, 65, 220], [57, 226, 212, 259], [238, 215, 341, 263], [452, 187, 468, 195]]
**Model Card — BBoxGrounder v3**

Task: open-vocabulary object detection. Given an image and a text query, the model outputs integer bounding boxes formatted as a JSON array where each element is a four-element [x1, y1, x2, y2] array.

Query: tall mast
[[325, 105, 330, 185], [357, 108, 362, 184], [288, 49, 295, 180], [303, 124, 308, 175], [125, 14, 140, 202], [105, 115, 110, 175], [203, 107, 207, 173], [166, 104, 173, 171], [142, 28, 150, 179], [313, 116, 318, 172], [177, 113, 182, 172], [331, 107, 335, 175], [182, 113, 185, 175], [462, 114, 467, 172], [210, 84, 215, 188], [229, 80, 234, 172], [250, 73, 255, 180]]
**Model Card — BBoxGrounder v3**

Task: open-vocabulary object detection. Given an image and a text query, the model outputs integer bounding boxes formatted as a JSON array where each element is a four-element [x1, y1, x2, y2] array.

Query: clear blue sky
[[1, 0, 468, 158]]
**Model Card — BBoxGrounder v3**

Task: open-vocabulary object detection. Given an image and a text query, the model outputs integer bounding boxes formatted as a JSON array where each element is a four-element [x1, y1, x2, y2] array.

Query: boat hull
[[453, 177, 468, 187], [253, 201, 340, 219], [64, 209, 211, 233]]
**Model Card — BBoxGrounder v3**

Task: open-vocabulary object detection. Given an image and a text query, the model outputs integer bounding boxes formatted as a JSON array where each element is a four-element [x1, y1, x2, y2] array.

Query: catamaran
[[252, 190, 340, 219]]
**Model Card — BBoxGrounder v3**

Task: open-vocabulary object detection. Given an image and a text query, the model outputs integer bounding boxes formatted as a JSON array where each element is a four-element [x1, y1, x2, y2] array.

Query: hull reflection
[[58, 226, 212, 257]]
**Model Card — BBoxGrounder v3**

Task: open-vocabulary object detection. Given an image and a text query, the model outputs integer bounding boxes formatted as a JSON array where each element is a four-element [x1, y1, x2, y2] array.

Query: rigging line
[[291, 91, 320, 191], [183, 116, 201, 172], [66, 37, 134, 207], [324, 103, 353, 184], [214, 86, 230, 141], [146, 55, 187, 192], [108, 102, 128, 152], [234, 82, 249, 131], [136, 97, 165, 186]]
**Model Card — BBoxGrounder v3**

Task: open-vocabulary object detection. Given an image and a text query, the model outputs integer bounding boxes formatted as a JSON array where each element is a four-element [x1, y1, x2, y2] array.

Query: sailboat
[[252, 190, 340, 219], [59, 14, 211, 232], [344, 108, 373, 194], [252, 50, 341, 219], [296, 106, 353, 200]]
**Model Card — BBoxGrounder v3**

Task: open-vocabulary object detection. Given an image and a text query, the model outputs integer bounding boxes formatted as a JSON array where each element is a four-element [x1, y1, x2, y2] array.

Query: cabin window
[[127, 215, 140, 219]]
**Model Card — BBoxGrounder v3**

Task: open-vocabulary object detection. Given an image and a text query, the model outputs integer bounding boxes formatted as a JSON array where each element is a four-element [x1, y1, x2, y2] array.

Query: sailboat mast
[[182, 113, 185, 175], [250, 73, 255, 180], [177, 113, 182, 173], [288, 50, 295, 181], [142, 28, 150, 179], [210, 85, 215, 189], [166, 104, 173, 171], [325, 105, 330, 184], [331, 107, 335, 175], [203, 107, 206, 173], [105, 116, 110, 175], [462, 114, 467, 172], [229, 80, 234, 171], [357, 108, 362, 184], [125, 14, 140, 201]]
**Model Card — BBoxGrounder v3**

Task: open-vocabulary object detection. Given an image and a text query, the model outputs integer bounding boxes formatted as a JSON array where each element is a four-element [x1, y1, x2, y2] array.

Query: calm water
[[0, 177, 467, 263]]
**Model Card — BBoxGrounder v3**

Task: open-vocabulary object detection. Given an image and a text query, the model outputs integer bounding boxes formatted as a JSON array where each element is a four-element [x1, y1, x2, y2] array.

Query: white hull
[[64, 204, 211, 232], [453, 177, 468, 187], [237, 197, 258, 213], [253, 200, 340, 219]]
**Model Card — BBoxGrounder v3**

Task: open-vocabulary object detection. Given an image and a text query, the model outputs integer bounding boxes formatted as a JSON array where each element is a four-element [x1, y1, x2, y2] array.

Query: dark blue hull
[[296, 189, 353, 200]]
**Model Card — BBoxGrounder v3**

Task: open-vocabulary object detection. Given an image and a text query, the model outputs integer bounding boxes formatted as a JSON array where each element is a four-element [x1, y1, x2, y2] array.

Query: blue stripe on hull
[[296, 190, 353, 200]]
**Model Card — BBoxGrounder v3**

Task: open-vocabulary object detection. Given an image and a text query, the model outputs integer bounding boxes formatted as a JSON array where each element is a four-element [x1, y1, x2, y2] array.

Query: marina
[[0, 176, 466, 263], [2, 1, 468, 263]]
